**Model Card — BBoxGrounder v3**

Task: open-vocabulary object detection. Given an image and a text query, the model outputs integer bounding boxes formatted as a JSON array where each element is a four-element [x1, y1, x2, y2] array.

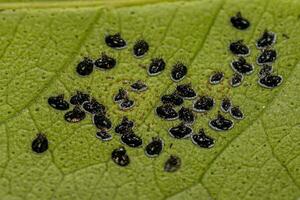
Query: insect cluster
[[32, 12, 283, 173]]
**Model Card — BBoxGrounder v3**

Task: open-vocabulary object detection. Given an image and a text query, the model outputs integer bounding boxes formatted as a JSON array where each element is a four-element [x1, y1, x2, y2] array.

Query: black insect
[[156, 104, 178, 120], [148, 58, 166, 76], [48, 94, 69, 110], [229, 40, 250, 56], [96, 129, 112, 141], [256, 30, 276, 49], [230, 106, 244, 120], [93, 114, 112, 130], [230, 73, 243, 87], [82, 98, 106, 115], [191, 128, 215, 149], [171, 62, 187, 82], [258, 64, 273, 78], [114, 88, 127, 103], [94, 53, 116, 70], [257, 49, 277, 65], [105, 33, 127, 49], [64, 106, 86, 123], [258, 74, 283, 89], [70, 91, 90, 105], [111, 146, 130, 167], [161, 92, 184, 106], [178, 107, 195, 124], [115, 116, 134, 135], [230, 12, 250, 30], [121, 132, 143, 148], [32, 133, 48, 153], [176, 83, 197, 99], [231, 57, 254, 75], [131, 80, 148, 92], [119, 98, 135, 110], [76, 57, 94, 76], [193, 95, 215, 112], [145, 137, 164, 158], [209, 113, 234, 131], [169, 123, 193, 139], [209, 71, 224, 84], [164, 155, 181, 172], [133, 40, 149, 58], [220, 97, 232, 113]]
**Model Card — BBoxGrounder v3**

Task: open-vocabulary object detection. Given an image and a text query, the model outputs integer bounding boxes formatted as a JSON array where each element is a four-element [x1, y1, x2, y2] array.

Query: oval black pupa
[[105, 33, 127, 49], [209, 71, 224, 84], [231, 57, 254, 75], [258, 64, 273, 78], [93, 114, 112, 130], [70, 91, 90, 105], [131, 80, 148, 92], [193, 95, 215, 112], [161, 92, 184, 106], [191, 128, 215, 149], [114, 88, 128, 103], [230, 73, 244, 87], [111, 146, 130, 167], [209, 113, 234, 131], [148, 58, 166, 76], [156, 104, 178, 120], [230, 12, 250, 30], [32, 133, 48, 153], [168, 123, 193, 139], [82, 98, 106, 115], [48, 94, 70, 111], [230, 106, 244, 120], [220, 97, 232, 113], [178, 107, 195, 125], [257, 49, 277, 65], [256, 30, 276, 49], [121, 132, 142, 148], [176, 83, 197, 99], [229, 40, 250, 56], [94, 53, 116, 70], [96, 129, 112, 141], [171, 62, 187, 82], [133, 40, 149, 58], [115, 116, 134, 135], [64, 106, 86, 123], [76, 57, 94, 76], [258, 74, 283, 89], [164, 155, 181, 172], [145, 137, 164, 158], [119, 98, 135, 110]]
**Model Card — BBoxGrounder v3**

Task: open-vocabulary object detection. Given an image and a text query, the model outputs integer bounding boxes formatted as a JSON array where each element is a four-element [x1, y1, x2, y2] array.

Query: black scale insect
[[164, 155, 181, 172], [114, 88, 128, 103], [193, 95, 215, 112], [76, 57, 94, 76], [94, 53, 116, 70], [119, 98, 135, 110], [111, 146, 130, 167], [258, 64, 273, 78], [48, 94, 70, 111], [32, 133, 48, 153], [144, 137, 164, 158], [168, 123, 192, 139], [96, 129, 112, 141], [171, 62, 187, 82], [70, 91, 90, 105], [209, 112, 234, 131], [230, 12, 250, 30], [176, 83, 197, 99], [131, 80, 148, 92], [161, 92, 184, 106], [257, 49, 277, 65], [82, 98, 106, 115], [258, 74, 283, 89], [64, 106, 86, 123], [256, 30, 276, 49], [191, 128, 215, 149], [209, 71, 224, 84], [220, 97, 232, 113], [229, 40, 250, 56], [105, 33, 127, 49], [231, 57, 254, 75], [148, 58, 166, 76], [93, 114, 112, 130], [178, 107, 195, 125], [230, 106, 244, 120], [156, 104, 178, 120], [133, 40, 149, 58], [121, 132, 143, 148], [115, 116, 134, 135], [230, 73, 243, 87]]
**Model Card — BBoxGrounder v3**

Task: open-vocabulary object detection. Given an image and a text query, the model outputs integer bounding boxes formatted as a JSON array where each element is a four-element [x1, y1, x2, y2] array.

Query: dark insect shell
[[258, 64, 273, 78], [111, 146, 130, 167], [105, 33, 127, 49], [93, 114, 112, 130], [164, 155, 181, 172], [209, 113, 234, 131], [119, 98, 135, 110], [32, 133, 48, 153], [82, 98, 106, 115], [209, 72, 224, 84], [230, 73, 244, 87], [256, 30, 276, 49], [144, 137, 164, 158], [161, 92, 184, 106], [168, 123, 193, 139], [257, 49, 277, 65], [230, 57, 254, 75], [220, 97, 232, 113], [121, 132, 143, 148], [258, 74, 283, 89], [96, 130, 112, 141], [70, 91, 90, 105], [48, 94, 70, 111], [230, 12, 250, 30], [170, 62, 187, 82], [115, 116, 134, 135], [156, 104, 178, 120], [64, 106, 86, 123], [178, 107, 195, 125], [176, 83, 197, 99], [133, 40, 149, 58], [148, 58, 166, 76], [94, 53, 116, 70], [76, 57, 94, 76], [193, 95, 215, 112], [229, 40, 250, 56], [230, 106, 244, 120], [114, 88, 128, 103], [131, 80, 148, 92], [191, 128, 215, 149]]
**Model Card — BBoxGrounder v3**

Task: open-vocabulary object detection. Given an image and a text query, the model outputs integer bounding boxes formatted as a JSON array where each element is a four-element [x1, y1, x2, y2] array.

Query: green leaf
[[0, 0, 299, 199]]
